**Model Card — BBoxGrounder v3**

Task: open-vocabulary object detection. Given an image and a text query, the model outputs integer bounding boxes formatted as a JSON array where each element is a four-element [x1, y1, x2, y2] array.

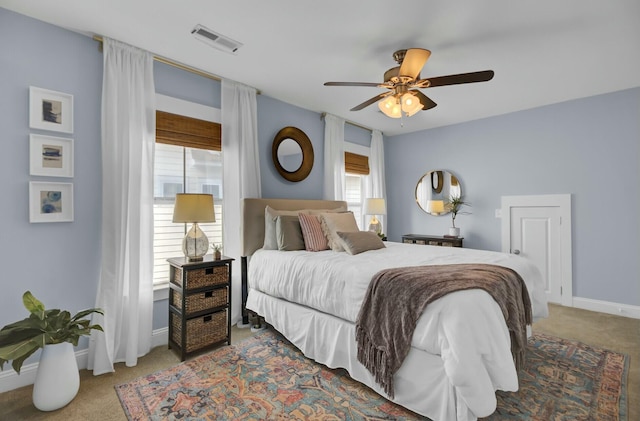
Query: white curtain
[[323, 114, 345, 200], [221, 79, 260, 324], [88, 38, 155, 375], [365, 130, 387, 233]]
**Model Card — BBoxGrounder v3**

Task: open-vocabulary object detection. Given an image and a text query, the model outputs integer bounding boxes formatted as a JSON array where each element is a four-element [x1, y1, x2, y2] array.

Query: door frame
[[501, 194, 573, 306]]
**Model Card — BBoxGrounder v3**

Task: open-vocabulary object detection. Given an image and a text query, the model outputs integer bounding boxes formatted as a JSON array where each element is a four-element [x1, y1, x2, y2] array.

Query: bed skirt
[[246, 289, 480, 421]]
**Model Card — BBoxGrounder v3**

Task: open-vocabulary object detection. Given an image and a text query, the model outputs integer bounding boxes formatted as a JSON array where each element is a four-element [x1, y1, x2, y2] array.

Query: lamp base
[[368, 216, 382, 235], [182, 222, 209, 261]]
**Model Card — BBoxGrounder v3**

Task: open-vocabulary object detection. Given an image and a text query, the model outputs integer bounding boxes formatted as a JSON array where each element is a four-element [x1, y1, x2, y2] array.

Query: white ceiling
[[3, 0, 639, 136]]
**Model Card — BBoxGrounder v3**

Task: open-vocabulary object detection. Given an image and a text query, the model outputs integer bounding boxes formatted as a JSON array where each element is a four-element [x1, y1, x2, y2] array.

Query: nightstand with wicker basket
[[167, 255, 233, 361]]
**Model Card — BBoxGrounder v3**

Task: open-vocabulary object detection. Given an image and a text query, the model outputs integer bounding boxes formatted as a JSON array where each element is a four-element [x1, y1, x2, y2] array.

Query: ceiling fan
[[324, 48, 494, 118]]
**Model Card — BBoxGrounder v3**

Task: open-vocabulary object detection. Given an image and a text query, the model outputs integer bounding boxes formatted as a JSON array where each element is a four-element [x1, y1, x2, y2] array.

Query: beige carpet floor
[[0, 304, 637, 420]]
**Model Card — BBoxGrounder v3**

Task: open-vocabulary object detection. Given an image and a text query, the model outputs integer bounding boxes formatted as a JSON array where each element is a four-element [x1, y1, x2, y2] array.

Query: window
[[153, 110, 223, 286], [345, 174, 364, 229], [345, 150, 370, 230]]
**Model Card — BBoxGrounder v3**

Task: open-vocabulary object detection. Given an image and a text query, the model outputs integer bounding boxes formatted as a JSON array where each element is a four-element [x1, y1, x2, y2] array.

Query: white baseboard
[[571, 297, 640, 319], [152, 327, 169, 348], [0, 327, 169, 395]]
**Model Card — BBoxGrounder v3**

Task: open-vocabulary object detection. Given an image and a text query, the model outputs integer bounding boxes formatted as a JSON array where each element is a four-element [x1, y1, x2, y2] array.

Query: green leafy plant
[[211, 243, 222, 252], [0, 291, 103, 374], [445, 195, 472, 228]]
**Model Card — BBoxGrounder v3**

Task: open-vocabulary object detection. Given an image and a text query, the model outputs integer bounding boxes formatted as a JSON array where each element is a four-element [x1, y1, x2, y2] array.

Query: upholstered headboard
[[242, 198, 347, 256]]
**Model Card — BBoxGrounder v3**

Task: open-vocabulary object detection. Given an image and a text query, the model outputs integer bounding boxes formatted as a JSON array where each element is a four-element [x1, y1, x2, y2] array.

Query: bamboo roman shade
[[156, 110, 221, 151], [345, 152, 369, 175]]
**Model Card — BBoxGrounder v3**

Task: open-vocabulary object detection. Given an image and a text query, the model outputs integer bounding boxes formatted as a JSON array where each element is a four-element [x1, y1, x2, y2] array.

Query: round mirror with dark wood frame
[[272, 126, 314, 182]]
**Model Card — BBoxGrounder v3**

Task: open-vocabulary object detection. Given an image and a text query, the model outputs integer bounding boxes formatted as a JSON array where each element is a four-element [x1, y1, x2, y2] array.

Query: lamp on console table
[[364, 198, 386, 236], [426, 200, 445, 215], [172, 193, 215, 261]]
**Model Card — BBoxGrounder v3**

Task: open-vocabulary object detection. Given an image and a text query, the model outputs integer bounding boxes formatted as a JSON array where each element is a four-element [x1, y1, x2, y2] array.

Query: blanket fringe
[[356, 326, 395, 399]]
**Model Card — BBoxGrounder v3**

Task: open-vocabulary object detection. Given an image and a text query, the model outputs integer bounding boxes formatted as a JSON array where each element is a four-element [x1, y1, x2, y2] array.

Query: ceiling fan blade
[[324, 81, 383, 87], [398, 48, 431, 79], [412, 90, 437, 110], [350, 92, 392, 111], [421, 70, 495, 88]]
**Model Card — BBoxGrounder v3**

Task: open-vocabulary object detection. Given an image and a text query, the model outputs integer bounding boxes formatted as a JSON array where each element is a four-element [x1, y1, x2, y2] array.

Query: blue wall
[[258, 96, 325, 199], [0, 9, 103, 352], [385, 88, 640, 306]]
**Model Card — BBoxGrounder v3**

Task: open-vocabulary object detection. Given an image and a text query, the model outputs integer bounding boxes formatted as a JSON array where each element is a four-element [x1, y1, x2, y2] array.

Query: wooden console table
[[402, 234, 463, 248]]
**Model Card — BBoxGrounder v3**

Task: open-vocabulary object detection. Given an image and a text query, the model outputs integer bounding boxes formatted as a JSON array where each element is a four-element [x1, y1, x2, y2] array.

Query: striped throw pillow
[[298, 213, 329, 251]]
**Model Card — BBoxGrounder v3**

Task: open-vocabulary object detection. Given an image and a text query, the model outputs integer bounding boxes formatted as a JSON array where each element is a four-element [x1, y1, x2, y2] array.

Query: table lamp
[[172, 193, 215, 261], [426, 200, 445, 215], [364, 198, 386, 235]]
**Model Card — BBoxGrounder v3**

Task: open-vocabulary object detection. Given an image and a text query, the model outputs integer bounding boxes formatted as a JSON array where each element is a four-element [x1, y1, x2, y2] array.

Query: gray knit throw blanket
[[355, 263, 532, 399]]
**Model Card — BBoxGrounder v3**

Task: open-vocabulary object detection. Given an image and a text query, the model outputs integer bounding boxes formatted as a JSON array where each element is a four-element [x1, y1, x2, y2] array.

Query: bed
[[240, 198, 548, 421]]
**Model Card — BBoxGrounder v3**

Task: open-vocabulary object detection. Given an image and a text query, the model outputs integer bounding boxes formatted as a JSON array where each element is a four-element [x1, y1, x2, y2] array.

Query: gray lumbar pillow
[[336, 231, 385, 255]]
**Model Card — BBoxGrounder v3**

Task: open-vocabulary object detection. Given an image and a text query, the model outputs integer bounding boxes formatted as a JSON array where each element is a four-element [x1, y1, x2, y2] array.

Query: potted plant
[[211, 243, 222, 260], [0, 291, 103, 411], [445, 195, 471, 237]]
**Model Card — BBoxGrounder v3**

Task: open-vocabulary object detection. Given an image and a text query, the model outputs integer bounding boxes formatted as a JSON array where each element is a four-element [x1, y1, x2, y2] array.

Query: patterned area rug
[[116, 330, 628, 421], [485, 333, 628, 421]]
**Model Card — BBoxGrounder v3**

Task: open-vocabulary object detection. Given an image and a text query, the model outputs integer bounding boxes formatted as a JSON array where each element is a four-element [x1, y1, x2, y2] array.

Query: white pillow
[[320, 212, 359, 252]]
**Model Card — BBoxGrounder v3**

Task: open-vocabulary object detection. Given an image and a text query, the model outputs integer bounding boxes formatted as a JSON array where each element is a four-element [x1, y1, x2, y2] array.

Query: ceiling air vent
[[191, 24, 242, 54]]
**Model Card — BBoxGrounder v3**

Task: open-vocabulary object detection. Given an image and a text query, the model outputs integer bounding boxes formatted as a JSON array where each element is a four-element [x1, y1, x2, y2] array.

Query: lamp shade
[[426, 200, 445, 215], [172, 193, 215, 223], [378, 93, 423, 118], [378, 96, 402, 118], [364, 198, 386, 215], [401, 93, 422, 117]]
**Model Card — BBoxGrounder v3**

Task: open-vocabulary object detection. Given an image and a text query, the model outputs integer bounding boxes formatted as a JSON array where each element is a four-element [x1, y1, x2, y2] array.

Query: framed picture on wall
[[29, 182, 74, 223], [29, 86, 74, 133], [29, 134, 74, 177]]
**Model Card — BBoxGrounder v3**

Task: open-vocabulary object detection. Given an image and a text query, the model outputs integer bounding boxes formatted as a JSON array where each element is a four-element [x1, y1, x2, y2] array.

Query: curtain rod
[[93, 35, 221, 82], [320, 113, 378, 134]]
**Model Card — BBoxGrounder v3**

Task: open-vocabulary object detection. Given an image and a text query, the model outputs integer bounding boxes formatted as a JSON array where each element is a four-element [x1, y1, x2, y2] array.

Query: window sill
[[153, 283, 169, 301]]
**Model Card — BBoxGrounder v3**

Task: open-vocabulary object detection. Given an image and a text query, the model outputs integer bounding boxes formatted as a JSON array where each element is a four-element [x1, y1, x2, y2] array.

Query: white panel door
[[501, 194, 572, 306], [510, 206, 562, 303]]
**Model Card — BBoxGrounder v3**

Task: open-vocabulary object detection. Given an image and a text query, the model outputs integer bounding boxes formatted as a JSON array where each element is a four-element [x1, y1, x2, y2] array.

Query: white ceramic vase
[[32, 342, 80, 411], [449, 227, 460, 237]]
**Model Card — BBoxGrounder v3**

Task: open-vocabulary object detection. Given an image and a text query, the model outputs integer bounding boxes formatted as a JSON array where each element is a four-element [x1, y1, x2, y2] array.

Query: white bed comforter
[[248, 242, 548, 417]]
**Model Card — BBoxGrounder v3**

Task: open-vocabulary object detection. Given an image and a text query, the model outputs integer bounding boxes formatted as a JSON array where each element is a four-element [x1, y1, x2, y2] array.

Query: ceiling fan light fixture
[[325, 47, 493, 118], [378, 93, 422, 118], [401, 93, 422, 117], [378, 96, 402, 118]]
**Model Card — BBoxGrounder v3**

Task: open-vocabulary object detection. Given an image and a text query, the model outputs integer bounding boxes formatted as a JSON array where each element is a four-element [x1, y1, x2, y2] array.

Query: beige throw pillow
[[320, 212, 359, 252], [337, 231, 385, 255]]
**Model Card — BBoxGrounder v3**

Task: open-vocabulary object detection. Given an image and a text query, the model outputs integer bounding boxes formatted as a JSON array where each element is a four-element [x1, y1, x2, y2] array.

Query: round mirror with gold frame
[[272, 126, 314, 182], [415, 170, 462, 215]]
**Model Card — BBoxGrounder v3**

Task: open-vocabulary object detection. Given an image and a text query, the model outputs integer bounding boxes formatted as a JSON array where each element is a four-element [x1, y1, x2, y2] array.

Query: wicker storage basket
[[172, 265, 228, 290], [171, 310, 228, 353], [170, 288, 228, 316]]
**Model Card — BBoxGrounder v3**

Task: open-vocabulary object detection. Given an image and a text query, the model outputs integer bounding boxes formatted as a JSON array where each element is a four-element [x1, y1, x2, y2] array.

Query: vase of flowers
[[445, 195, 471, 237]]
